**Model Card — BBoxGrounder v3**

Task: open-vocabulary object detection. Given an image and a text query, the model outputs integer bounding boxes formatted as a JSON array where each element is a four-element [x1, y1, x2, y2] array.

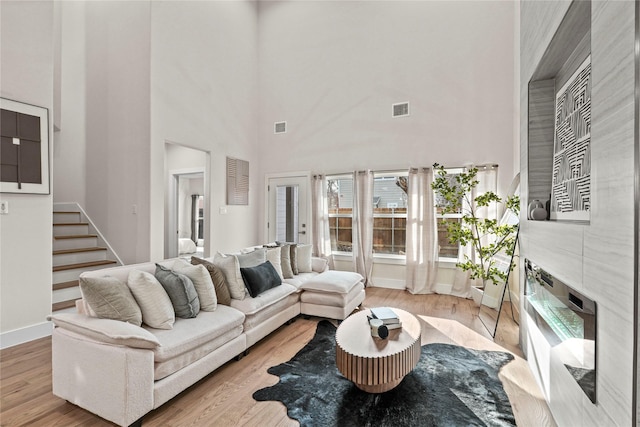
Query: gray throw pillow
[[280, 244, 294, 279], [241, 261, 282, 297], [79, 275, 142, 326], [155, 264, 200, 318]]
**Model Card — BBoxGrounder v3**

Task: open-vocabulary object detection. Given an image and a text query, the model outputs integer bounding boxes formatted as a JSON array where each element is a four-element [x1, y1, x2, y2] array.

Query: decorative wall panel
[[550, 56, 591, 221], [226, 157, 249, 205]]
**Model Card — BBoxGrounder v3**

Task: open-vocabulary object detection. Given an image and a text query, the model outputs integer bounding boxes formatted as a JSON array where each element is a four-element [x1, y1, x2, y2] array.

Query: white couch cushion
[[301, 282, 365, 306], [49, 313, 160, 349], [242, 294, 299, 331], [230, 283, 296, 316], [81, 262, 156, 283], [153, 326, 243, 380], [299, 270, 364, 294], [147, 305, 244, 362], [283, 272, 320, 290]]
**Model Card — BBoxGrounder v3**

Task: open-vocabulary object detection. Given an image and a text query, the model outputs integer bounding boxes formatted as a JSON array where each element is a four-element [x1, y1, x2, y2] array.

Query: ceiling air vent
[[274, 121, 287, 134], [392, 102, 410, 118]]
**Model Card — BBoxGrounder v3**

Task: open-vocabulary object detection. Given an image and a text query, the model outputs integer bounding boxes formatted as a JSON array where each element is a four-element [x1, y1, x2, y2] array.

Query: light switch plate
[[0, 201, 8, 214], [219, 206, 227, 215]]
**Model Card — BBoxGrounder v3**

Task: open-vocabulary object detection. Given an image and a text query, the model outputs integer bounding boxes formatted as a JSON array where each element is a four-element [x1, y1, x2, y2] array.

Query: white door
[[267, 176, 309, 244]]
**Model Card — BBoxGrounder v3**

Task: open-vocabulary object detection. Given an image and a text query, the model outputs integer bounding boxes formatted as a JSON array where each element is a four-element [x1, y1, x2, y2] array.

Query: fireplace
[[524, 259, 597, 403]]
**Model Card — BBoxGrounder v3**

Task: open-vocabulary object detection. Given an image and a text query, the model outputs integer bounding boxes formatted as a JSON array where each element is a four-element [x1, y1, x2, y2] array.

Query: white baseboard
[[0, 321, 52, 349], [370, 277, 405, 289]]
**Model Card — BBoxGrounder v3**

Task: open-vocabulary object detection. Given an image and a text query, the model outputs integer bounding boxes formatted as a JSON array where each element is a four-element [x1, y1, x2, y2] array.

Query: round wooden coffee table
[[335, 308, 422, 393]]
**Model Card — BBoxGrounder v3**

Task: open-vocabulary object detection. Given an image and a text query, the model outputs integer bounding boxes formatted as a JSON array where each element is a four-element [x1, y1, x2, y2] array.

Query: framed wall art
[[0, 98, 50, 194], [549, 56, 591, 221]]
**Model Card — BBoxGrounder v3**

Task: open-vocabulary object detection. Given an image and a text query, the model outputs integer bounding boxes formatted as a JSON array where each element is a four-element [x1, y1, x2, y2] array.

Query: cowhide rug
[[253, 320, 516, 427]]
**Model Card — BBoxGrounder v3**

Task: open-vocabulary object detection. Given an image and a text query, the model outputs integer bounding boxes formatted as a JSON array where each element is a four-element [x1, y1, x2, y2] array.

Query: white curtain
[[450, 164, 499, 297], [353, 170, 373, 286], [405, 168, 438, 294], [473, 164, 499, 250], [311, 174, 333, 267]]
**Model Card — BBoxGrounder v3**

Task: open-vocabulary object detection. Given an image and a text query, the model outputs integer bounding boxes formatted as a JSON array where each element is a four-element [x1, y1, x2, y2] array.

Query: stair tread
[[53, 222, 88, 226], [54, 234, 97, 240], [53, 280, 79, 290], [52, 299, 81, 312], [53, 211, 80, 214], [53, 260, 117, 272], [53, 247, 107, 255]]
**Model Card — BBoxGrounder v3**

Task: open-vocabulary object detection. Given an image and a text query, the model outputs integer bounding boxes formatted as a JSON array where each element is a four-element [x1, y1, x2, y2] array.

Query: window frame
[[372, 171, 408, 259], [434, 167, 465, 263], [327, 174, 354, 256]]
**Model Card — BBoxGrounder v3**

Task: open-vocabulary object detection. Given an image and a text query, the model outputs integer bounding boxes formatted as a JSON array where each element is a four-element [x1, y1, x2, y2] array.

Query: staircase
[[52, 204, 122, 313]]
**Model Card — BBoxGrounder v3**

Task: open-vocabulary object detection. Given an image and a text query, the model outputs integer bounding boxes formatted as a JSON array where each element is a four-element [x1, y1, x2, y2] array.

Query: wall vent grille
[[392, 102, 410, 118], [274, 121, 287, 134]]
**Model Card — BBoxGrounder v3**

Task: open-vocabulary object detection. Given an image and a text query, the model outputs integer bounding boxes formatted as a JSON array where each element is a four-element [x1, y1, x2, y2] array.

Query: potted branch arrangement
[[431, 164, 520, 303]]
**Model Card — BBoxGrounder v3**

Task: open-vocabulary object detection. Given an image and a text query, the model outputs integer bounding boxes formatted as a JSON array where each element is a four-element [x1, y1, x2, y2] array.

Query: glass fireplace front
[[524, 258, 597, 403]]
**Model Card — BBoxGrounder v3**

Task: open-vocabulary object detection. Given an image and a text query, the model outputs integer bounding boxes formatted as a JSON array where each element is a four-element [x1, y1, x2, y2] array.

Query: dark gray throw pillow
[[155, 264, 200, 318], [240, 261, 282, 298]]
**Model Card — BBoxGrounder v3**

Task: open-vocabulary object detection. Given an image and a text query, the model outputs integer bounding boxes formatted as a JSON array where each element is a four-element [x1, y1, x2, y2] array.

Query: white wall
[[150, 0, 259, 258], [52, 1, 86, 206], [0, 1, 54, 344], [256, 0, 516, 242], [257, 1, 516, 287], [84, 0, 152, 264]]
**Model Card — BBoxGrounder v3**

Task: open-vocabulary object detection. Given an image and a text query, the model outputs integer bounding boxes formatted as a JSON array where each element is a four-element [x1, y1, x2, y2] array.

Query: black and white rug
[[253, 320, 516, 427]]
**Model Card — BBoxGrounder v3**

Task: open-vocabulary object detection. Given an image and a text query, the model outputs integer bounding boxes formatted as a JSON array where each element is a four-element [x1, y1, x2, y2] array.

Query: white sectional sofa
[[49, 250, 365, 427]]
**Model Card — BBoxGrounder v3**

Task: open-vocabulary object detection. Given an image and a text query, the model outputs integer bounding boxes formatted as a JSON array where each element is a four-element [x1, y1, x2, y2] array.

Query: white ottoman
[[299, 270, 366, 320]]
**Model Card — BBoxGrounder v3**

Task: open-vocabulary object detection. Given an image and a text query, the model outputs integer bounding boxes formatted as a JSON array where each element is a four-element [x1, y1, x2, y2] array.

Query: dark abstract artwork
[[0, 98, 49, 194], [550, 56, 591, 221]]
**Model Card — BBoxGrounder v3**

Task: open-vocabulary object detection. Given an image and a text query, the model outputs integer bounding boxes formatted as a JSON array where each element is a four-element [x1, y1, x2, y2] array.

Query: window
[[327, 171, 409, 257], [372, 172, 408, 255], [434, 168, 464, 261], [327, 175, 353, 253]]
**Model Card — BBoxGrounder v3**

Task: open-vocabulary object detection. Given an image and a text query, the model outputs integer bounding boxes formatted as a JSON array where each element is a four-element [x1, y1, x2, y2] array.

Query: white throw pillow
[[213, 253, 246, 300], [173, 259, 218, 311], [127, 270, 175, 330], [296, 244, 313, 273], [265, 246, 284, 279]]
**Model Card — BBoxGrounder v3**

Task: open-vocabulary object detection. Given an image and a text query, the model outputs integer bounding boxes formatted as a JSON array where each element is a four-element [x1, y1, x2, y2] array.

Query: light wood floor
[[0, 288, 556, 427]]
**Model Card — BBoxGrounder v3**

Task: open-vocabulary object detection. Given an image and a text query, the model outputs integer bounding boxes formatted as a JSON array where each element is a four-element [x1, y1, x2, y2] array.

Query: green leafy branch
[[432, 164, 520, 286]]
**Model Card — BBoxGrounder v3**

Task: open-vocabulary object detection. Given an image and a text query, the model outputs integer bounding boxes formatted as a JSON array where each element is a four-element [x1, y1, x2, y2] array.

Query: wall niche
[[527, 0, 591, 223]]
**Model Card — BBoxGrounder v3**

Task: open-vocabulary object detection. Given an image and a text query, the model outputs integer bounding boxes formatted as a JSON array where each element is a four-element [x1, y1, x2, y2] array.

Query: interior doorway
[[266, 175, 309, 244], [164, 143, 209, 259]]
